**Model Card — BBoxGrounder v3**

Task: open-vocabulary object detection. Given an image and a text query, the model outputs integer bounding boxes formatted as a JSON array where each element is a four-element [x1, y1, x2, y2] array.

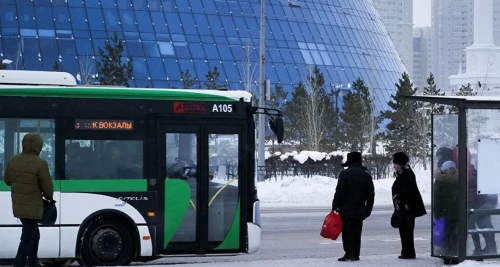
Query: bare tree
[[300, 65, 329, 151], [238, 42, 259, 105], [76, 54, 98, 85]]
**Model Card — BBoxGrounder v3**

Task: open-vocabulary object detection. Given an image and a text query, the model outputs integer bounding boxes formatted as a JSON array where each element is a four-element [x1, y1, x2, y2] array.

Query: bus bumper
[[247, 223, 261, 254], [247, 200, 261, 253]]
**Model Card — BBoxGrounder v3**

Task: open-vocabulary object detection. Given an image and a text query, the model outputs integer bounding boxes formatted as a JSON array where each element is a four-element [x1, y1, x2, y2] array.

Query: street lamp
[[257, 0, 266, 181]]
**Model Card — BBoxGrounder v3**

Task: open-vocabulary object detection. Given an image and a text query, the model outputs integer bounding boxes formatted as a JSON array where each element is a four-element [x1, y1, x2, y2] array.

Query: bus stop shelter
[[402, 95, 500, 264]]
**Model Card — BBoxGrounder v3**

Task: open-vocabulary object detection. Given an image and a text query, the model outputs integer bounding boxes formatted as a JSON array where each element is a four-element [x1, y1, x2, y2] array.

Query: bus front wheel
[[78, 217, 135, 266]]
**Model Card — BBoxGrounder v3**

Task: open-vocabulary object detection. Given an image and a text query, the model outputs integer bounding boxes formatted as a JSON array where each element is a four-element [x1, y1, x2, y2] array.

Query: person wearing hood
[[4, 133, 54, 267], [434, 160, 459, 255], [331, 152, 375, 262], [391, 152, 426, 260]]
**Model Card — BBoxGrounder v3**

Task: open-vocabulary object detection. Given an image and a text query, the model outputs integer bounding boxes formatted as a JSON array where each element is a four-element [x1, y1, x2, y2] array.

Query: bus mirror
[[269, 117, 284, 143]]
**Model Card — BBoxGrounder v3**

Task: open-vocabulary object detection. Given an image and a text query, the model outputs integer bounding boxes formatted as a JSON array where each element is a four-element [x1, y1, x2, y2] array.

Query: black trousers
[[399, 212, 416, 257], [469, 214, 496, 252], [341, 216, 363, 258], [14, 218, 40, 267]]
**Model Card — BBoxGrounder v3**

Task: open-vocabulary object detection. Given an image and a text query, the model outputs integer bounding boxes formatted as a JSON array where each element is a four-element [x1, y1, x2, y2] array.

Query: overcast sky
[[413, 0, 431, 27]]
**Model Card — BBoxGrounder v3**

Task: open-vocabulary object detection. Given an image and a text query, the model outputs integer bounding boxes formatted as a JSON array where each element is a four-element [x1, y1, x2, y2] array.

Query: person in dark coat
[[391, 152, 426, 259], [433, 160, 459, 255], [332, 152, 375, 261]]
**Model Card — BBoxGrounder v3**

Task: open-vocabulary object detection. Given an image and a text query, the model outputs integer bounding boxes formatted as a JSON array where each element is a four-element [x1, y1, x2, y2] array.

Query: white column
[[473, 0, 494, 46]]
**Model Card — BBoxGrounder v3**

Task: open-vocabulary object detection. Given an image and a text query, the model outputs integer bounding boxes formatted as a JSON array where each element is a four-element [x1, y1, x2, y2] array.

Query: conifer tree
[[380, 72, 420, 155], [204, 66, 227, 89], [339, 78, 376, 152], [180, 69, 200, 89], [95, 32, 133, 87], [423, 73, 445, 114]]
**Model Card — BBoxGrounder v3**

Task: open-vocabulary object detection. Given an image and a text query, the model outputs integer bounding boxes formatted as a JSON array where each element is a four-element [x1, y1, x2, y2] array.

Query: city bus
[[0, 70, 283, 266]]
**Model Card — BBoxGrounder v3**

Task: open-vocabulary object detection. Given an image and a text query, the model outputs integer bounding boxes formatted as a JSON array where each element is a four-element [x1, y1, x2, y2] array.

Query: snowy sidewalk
[[140, 254, 500, 266]]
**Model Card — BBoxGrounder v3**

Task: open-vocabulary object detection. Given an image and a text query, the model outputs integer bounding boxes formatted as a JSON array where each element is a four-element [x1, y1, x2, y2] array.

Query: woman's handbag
[[391, 210, 401, 228], [41, 199, 57, 225], [433, 217, 446, 247]]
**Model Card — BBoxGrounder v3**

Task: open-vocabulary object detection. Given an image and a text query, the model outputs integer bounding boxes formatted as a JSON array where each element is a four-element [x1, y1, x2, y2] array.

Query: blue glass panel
[[117, 0, 132, 9], [180, 13, 198, 35], [40, 39, 58, 57], [189, 0, 204, 13], [136, 11, 154, 32], [176, 0, 190, 12], [228, 1, 242, 15], [18, 6, 36, 28], [91, 31, 107, 39], [220, 16, 237, 37], [92, 39, 107, 55], [39, 29, 55, 37], [125, 41, 144, 57], [163, 58, 180, 80], [193, 14, 210, 35], [133, 0, 148, 10], [119, 10, 137, 31], [193, 59, 209, 82], [186, 35, 200, 42], [153, 80, 168, 88], [60, 55, 78, 75], [53, 7, 71, 29], [34, 0, 51, 6], [222, 61, 238, 84], [20, 29, 37, 37], [69, 8, 89, 30], [2, 6, 18, 28], [35, 7, 54, 29], [141, 33, 156, 41], [201, 0, 217, 14], [147, 58, 166, 79], [58, 39, 76, 55], [189, 43, 206, 59], [103, 9, 122, 31], [151, 12, 169, 33], [74, 30, 90, 38], [218, 45, 233, 61], [203, 44, 219, 60], [174, 45, 191, 58], [101, 0, 117, 8], [22, 38, 40, 54], [207, 15, 224, 37], [143, 42, 160, 57], [2, 28, 18, 36], [245, 17, 259, 38], [85, 0, 100, 8], [132, 57, 149, 79], [166, 12, 183, 33]]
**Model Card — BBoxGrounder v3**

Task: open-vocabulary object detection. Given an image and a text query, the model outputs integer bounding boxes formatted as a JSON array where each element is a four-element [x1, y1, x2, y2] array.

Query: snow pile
[[456, 260, 500, 266], [257, 167, 432, 207]]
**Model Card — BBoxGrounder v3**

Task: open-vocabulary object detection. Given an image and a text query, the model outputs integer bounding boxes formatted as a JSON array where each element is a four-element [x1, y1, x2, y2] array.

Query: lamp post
[[257, 0, 266, 181]]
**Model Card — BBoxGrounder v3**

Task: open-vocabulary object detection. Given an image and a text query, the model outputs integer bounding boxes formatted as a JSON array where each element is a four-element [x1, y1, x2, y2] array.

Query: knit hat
[[441, 161, 456, 172], [392, 152, 409, 165]]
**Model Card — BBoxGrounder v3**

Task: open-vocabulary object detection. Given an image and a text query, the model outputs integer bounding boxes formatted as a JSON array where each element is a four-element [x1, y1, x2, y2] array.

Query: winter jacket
[[433, 169, 459, 222], [332, 163, 375, 220], [4, 133, 54, 220], [391, 166, 426, 217]]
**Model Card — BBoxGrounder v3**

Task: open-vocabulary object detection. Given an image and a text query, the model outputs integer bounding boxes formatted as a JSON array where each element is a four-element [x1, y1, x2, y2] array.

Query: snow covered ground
[[257, 167, 432, 208], [133, 256, 500, 267]]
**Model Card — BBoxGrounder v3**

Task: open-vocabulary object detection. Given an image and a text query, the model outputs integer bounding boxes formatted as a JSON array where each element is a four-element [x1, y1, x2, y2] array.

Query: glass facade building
[[0, 0, 406, 110]]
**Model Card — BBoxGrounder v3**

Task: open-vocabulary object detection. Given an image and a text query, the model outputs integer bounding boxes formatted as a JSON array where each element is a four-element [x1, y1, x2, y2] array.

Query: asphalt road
[[141, 206, 432, 265]]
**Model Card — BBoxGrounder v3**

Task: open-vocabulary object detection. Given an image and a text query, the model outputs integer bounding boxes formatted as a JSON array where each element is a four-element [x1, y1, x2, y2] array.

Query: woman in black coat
[[391, 152, 427, 259]]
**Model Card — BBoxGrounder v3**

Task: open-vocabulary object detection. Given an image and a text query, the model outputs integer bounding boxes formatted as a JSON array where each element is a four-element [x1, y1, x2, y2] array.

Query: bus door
[[154, 119, 245, 254]]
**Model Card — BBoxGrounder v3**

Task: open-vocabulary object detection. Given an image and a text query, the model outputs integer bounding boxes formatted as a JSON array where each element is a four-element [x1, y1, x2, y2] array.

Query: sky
[[413, 0, 431, 27]]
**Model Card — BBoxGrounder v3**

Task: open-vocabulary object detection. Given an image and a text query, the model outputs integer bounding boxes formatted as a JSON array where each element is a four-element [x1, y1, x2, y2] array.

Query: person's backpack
[[41, 199, 57, 225]]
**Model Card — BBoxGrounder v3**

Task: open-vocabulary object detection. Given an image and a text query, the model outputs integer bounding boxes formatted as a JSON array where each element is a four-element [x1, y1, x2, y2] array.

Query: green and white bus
[[0, 70, 283, 266]]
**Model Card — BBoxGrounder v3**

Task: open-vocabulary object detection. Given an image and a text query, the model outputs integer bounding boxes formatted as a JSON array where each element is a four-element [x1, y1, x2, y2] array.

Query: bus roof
[[0, 70, 252, 102], [0, 86, 253, 102]]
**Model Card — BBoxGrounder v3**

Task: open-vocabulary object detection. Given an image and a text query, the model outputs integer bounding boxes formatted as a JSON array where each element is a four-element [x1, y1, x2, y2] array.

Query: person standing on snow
[[4, 133, 54, 267], [391, 152, 426, 260], [331, 152, 375, 261]]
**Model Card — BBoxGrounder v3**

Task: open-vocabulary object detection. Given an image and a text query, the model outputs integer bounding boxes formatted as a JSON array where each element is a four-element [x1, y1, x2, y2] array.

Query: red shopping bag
[[320, 211, 343, 240]]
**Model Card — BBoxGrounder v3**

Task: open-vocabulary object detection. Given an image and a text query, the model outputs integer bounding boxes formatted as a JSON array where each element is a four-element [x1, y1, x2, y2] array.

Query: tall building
[[413, 27, 432, 92], [431, 0, 500, 91], [372, 0, 414, 77], [0, 0, 406, 112]]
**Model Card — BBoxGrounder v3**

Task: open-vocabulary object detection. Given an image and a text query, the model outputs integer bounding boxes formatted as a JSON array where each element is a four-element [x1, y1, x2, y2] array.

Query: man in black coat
[[332, 152, 375, 261]]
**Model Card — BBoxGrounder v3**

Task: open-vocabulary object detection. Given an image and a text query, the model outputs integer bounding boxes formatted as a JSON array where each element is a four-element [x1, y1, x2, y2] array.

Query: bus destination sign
[[75, 119, 134, 130], [173, 102, 235, 114]]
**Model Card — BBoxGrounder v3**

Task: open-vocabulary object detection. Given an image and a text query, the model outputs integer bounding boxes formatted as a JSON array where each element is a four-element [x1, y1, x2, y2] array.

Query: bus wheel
[[78, 217, 135, 266]]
